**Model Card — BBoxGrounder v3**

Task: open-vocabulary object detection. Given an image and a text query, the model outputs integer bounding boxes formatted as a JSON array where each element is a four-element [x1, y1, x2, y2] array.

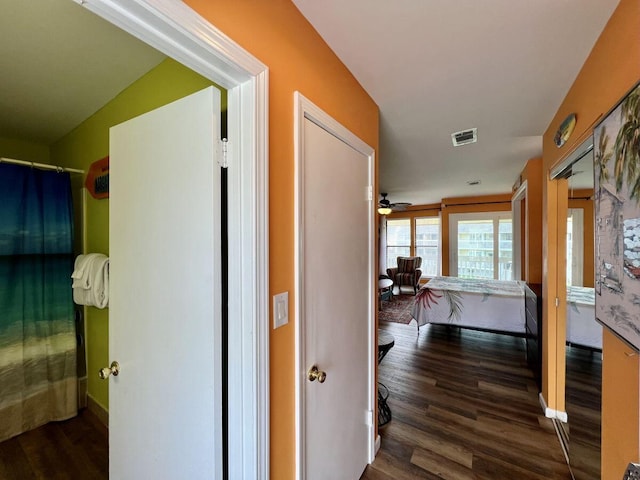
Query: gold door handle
[[99, 361, 120, 380], [307, 365, 326, 383]]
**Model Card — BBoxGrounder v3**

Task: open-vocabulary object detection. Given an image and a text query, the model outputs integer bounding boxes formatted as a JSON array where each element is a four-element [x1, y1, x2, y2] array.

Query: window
[[450, 212, 513, 280], [385, 216, 441, 277], [415, 217, 440, 276], [386, 218, 410, 270]]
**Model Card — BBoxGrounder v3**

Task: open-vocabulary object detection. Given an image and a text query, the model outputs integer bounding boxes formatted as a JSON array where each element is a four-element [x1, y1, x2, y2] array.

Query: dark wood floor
[[0, 320, 577, 480], [0, 408, 108, 479], [361, 319, 572, 480]]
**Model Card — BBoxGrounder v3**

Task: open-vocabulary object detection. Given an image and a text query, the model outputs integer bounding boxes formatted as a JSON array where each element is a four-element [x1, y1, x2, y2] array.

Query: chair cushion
[[396, 272, 418, 286], [397, 257, 421, 273]]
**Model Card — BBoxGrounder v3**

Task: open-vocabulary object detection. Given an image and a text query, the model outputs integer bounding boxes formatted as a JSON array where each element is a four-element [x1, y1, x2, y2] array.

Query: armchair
[[387, 256, 422, 294]]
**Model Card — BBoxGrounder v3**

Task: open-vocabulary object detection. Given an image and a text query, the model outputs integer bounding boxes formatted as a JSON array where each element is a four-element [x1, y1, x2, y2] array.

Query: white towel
[[71, 253, 110, 309]]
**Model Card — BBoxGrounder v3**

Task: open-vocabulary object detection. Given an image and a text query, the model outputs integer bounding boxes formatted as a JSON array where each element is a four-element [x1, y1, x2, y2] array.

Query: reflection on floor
[[566, 344, 602, 480]]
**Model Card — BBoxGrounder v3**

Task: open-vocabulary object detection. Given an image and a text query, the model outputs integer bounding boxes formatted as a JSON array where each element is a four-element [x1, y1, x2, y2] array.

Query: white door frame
[[74, 1, 269, 478], [293, 91, 377, 479]]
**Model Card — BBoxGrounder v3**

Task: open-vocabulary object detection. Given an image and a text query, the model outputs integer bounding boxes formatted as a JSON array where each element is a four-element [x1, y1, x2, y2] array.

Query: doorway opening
[[0, 1, 269, 478]]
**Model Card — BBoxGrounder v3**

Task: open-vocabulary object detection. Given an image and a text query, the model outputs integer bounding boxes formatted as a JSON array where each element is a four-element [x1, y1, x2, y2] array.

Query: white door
[[299, 114, 373, 480], [108, 87, 222, 479]]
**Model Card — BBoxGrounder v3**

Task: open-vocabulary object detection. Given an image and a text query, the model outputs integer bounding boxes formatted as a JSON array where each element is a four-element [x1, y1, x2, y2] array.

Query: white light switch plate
[[273, 292, 289, 329]]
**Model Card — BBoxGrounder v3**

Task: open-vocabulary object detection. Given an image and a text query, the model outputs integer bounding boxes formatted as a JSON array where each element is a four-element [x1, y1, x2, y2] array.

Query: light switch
[[273, 292, 289, 329]]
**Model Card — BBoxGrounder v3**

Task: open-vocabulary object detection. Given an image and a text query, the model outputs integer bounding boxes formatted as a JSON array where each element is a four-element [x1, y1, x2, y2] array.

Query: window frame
[[385, 218, 411, 271]]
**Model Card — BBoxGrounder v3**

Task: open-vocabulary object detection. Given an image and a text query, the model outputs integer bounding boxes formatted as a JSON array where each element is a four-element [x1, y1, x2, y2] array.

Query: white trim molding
[[539, 392, 568, 423], [75, 1, 269, 478], [511, 180, 528, 281]]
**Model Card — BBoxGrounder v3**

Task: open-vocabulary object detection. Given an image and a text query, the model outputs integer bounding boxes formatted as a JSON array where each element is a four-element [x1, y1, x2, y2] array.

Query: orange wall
[[183, 1, 379, 478], [602, 329, 640, 478], [520, 158, 543, 284], [542, 0, 640, 478]]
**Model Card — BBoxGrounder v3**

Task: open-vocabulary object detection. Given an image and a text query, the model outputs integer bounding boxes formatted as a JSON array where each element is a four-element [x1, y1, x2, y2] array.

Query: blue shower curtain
[[0, 163, 77, 442]]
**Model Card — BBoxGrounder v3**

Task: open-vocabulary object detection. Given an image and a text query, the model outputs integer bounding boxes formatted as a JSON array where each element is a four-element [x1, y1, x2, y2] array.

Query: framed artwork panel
[[594, 80, 640, 350]]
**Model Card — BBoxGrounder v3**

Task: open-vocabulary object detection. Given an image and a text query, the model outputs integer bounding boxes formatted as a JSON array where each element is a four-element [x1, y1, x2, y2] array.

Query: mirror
[[552, 136, 601, 479], [566, 142, 601, 480]]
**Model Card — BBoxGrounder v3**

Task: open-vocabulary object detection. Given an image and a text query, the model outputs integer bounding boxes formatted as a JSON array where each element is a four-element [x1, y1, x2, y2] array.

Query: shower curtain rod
[[0, 157, 84, 174]]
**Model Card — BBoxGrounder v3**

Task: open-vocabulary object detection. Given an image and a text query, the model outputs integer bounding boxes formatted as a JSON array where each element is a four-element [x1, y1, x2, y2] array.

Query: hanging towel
[[71, 253, 110, 309]]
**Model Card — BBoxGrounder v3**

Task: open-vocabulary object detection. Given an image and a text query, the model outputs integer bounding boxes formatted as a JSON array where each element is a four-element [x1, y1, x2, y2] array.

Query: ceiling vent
[[451, 128, 477, 147]]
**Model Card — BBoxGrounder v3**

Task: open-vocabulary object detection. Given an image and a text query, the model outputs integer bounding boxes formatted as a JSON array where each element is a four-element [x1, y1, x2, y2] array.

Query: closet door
[[108, 87, 222, 479]]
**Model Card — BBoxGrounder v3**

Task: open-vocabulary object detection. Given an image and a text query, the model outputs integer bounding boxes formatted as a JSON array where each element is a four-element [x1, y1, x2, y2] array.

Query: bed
[[566, 286, 601, 350], [410, 276, 526, 334]]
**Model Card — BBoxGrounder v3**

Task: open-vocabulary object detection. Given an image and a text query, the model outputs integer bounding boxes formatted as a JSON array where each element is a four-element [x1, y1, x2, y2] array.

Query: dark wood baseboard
[[87, 394, 109, 429]]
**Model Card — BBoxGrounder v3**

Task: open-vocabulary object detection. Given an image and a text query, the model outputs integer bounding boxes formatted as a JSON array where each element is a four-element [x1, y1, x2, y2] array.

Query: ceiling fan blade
[[391, 202, 411, 211]]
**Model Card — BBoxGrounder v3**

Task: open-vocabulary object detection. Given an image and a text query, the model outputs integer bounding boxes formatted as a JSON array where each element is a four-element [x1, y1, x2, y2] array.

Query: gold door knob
[[99, 361, 120, 380], [307, 365, 326, 383]]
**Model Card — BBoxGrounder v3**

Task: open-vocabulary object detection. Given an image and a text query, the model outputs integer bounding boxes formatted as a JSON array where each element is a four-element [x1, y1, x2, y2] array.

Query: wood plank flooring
[[0, 408, 108, 479], [0, 319, 575, 479], [361, 318, 572, 480]]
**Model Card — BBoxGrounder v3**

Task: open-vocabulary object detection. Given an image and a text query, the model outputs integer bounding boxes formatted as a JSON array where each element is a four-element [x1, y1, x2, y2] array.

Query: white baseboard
[[539, 393, 568, 422], [87, 394, 109, 428], [539, 392, 550, 415]]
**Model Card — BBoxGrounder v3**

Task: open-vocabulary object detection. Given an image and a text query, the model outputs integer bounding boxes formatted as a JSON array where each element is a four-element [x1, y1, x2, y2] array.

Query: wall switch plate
[[273, 292, 289, 329]]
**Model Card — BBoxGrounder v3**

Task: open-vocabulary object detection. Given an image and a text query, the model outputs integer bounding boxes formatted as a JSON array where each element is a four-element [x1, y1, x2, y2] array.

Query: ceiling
[[1, 1, 619, 203], [292, 0, 620, 206], [0, 0, 165, 145]]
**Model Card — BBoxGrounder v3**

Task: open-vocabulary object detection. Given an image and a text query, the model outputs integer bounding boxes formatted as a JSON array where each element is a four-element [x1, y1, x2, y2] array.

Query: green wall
[[51, 57, 225, 411], [0, 137, 50, 163]]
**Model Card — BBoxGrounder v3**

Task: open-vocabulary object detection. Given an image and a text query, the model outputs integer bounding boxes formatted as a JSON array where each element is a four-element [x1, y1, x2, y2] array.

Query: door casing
[[74, 1, 269, 477]]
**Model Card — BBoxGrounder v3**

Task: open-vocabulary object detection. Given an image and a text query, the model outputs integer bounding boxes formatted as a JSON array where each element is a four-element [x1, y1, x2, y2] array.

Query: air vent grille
[[451, 128, 477, 147]]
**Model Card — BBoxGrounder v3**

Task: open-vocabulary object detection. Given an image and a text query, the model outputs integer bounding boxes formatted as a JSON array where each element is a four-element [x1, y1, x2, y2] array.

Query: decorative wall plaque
[[85, 156, 109, 199]]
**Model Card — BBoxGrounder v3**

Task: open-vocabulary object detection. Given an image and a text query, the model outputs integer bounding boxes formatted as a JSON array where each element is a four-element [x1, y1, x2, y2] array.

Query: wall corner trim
[[539, 393, 568, 422]]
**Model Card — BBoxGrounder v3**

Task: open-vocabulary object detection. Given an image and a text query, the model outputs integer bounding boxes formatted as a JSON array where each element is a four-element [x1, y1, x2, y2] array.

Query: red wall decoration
[[85, 156, 109, 199]]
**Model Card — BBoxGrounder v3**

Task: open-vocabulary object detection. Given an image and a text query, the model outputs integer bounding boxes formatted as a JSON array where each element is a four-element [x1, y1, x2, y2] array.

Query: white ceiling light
[[451, 128, 477, 147]]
